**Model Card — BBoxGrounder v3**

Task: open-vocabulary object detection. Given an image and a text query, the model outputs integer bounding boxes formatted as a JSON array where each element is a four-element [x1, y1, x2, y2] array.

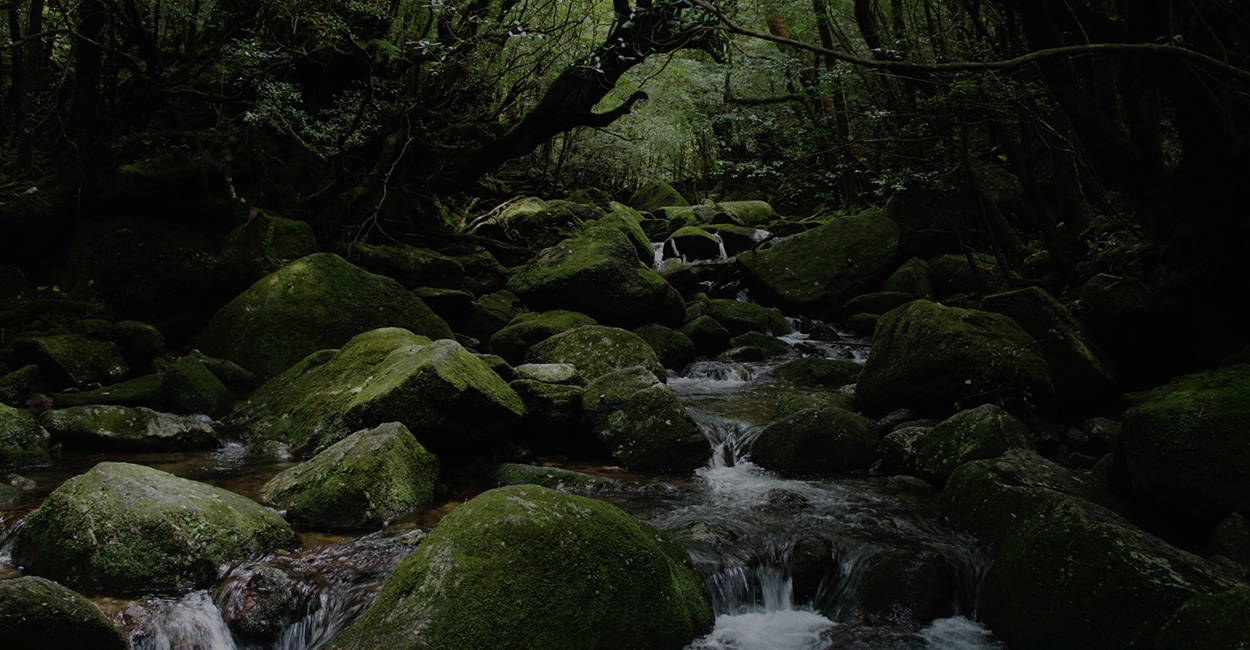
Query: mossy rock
[[473, 198, 593, 254], [738, 212, 900, 316], [925, 253, 1007, 298], [692, 299, 790, 337], [0, 576, 127, 649], [219, 212, 320, 287], [770, 357, 862, 387], [856, 300, 1054, 418], [679, 315, 732, 356], [456, 290, 524, 343], [228, 329, 524, 457], [159, 355, 233, 416], [490, 310, 598, 365], [190, 350, 260, 391], [198, 253, 453, 380], [881, 257, 935, 300], [883, 404, 1033, 487], [666, 226, 722, 261], [54, 374, 163, 408], [330, 484, 713, 650], [525, 325, 665, 383], [512, 363, 580, 385], [344, 242, 465, 290], [729, 331, 793, 359], [0, 403, 50, 470], [260, 422, 439, 530], [944, 450, 1236, 650], [705, 224, 768, 256], [13, 462, 296, 593], [109, 320, 166, 367], [0, 363, 39, 406], [216, 565, 301, 641], [717, 200, 779, 227], [842, 291, 914, 316], [633, 323, 696, 370], [749, 407, 878, 473], [509, 380, 598, 457], [775, 391, 857, 416], [1119, 365, 1250, 528], [598, 202, 654, 263], [1156, 587, 1250, 650], [506, 225, 685, 328], [583, 367, 709, 472], [980, 286, 1116, 413], [11, 335, 129, 389], [451, 250, 512, 294], [490, 463, 623, 492], [629, 181, 689, 212], [41, 405, 218, 452]]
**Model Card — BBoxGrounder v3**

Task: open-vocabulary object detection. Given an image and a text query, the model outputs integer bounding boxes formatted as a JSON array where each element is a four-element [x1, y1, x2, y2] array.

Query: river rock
[[158, 355, 233, 416], [471, 197, 590, 252], [633, 323, 697, 369], [344, 241, 465, 289], [882, 257, 935, 300], [699, 298, 791, 336], [749, 407, 878, 473], [730, 331, 793, 359], [629, 180, 688, 212], [1156, 586, 1250, 650], [11, 334, 129, 389], [883, 404, 1034, 487], [718, 200, 779, 227], [41, 405, 217, 451], [513, 363, 580, 384], [666, 226, 722, 261], [775, 391, 857, 416], [508, 380, 598, 456], [597, 202, 654, 263], [506, 223, 685, 328], [227, 328, 524, 456], [0, 364, 38, 406], [583, 367, 709, 472], [1119, 365, 1250, 528], [490, 463, 623, 492], [525, 325, 665, 383], [54, 373, 163, 408], [218, 212, 320, 287], [856, 300, 1054, 418], [0, 576, 127, 649], [260, 422, 439, 529], [854, 544, 956, 624], [770, 357, 862, 387], [842, 291, 914, 317], [13, 462, 296, 592], [489, 310, 598, 365], [680, 315, 732, 356], [980, 286, 1116, 413], [216, 565, 300, 640], [944, 450, 1237, 650], [197, 253, 453, 380], [0, 403, 50, 470], [738, 211, 899, 316], [329, 484, 713, 650]]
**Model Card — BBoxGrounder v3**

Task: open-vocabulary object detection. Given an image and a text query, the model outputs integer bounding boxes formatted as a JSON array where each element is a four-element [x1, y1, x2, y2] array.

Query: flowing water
[[0, 317, 1002, 650]]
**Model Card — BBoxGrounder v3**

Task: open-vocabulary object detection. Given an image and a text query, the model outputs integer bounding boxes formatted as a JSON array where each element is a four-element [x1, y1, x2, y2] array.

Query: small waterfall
[[653, 242, 666, 270], [714, 232, 729, 261], [124, 592, 236, 650]]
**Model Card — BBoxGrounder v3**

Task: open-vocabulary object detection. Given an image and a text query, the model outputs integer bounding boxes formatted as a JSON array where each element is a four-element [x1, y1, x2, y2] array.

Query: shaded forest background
[[2, 0, 1249, 384]]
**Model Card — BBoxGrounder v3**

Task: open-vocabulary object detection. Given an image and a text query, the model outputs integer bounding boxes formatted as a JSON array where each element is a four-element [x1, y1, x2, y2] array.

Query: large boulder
[[227, 328, 524, 456], [525, 325, 665, 383], [882, 404, 1033, 487], [259, 422, 439, 529], [980, 287, 1116, 413], [856, 300, 1054, 418], [0, 403, 50, 470], [11, 334, 129, 389], [343, 242, 466, 289], [737, 211, 899, 316], [506, 225, 685, 328], [629, 181, 688, 212], [0, 576, 127, 649], [944, 450, 1237, 650], [749, 407, 878, 473], [158, 355, 233, 416], [770, 357, 862, 387], [197, 253, 453, 380], [633, 323, 696, 370], [692, 298, 791, 336], [489, 310, 598, 365], [13, 462, 296, 592], [218, 212, 320, 288], [329, 485, 713, 650], [583, 367, 709, 472], [1156, 587, 1250, 650], [1119, 365, 1250, 528], [41, 405, 217, 451]]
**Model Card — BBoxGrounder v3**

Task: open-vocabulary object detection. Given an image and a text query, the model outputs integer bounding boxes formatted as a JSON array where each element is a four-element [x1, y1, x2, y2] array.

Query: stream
[[0, 321, 1004, 650]]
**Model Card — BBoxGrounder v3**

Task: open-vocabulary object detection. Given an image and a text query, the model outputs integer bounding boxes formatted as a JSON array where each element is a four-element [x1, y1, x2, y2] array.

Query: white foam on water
[[689, 609, 836, 650], [918, 616, 1004, 650]]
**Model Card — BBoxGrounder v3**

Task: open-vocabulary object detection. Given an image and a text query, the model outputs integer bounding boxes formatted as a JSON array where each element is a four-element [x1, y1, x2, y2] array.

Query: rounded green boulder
[[330, 484, 713, 650]]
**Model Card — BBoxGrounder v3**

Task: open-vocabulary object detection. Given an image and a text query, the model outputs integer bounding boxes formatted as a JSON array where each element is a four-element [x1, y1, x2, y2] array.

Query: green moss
[[629, 181, 688, 212], [42, 404, 218, 452], [12, 335, 129, 389], [490, 463, 621, 492], [882, 257, 935, 300], [159, 355, 232, 415], [525, 325, 665, 383], [1157, 587, 1250, 650], [598, 203, 653, 263], [717, 200, 778, 227], [703, 299, 790, 336], [749, 407, 877, 473], [679, 316, 731, 356], [13, 462, 295, 593], [330, 485, 712, 650], [344, 242, 465, 289], [666, 226, 721, 261], [770, 357, 861, 387], [775, 391, 857, 417], [0, 364, 39, 406], [0, 403, 50, 470], [54, 374, 163, 408], [582, 367, 709, 472], [0, 576, 128, 649], [729, 331, 793, 359], [892, 403, 1033, 486], [490, 310, 598, 365], [633, 323, 696, 369]]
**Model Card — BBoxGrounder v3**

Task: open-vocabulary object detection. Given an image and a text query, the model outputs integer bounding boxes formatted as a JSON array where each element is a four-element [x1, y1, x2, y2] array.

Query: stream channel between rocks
[[1, 319, 1005, 650]]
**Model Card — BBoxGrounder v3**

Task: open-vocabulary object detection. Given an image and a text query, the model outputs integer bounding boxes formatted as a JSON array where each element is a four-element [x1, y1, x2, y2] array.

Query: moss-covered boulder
[[729, 331, 793, 359], [470, 197, 590, 252], [41, 405, 217, 452], [1119, 365, 1250, 527], [0, 363, 38, 406], [1156, 587, 1250, 650], [506, 225, 685, 328], [666, 226, 722, 261], [842, 291, 914, 317], [218, 212, 320, 288], [881, 257, 935, 300], [738, 212, 899, 316], [775, 391, 857, 417], [706, 223, 769, 256], [980, 287, 1116, 413], [598, 202, 654, 263], [749, 407, 878, 473], [718, 200, 779, 227], [159, 355, 233, 416], [228, 329, 524, 456], [260, 422, 439, 529], [490, 463, 623, 492], [54, 373, 163, 408], [856, 300, 1054, 418], [883, 404, 1033, 487], [0, 576, 127, 649], [0, 403, 50, 470], [198, 253, 453, 380], [340, 243, 463, 291], [629, 181, 689, 212], [583, 367, 709, 472], [698, 299, 791, 336], [770, 357, 862, 387], [13, 462, 296, 592], [525, 325, 665, 383], [451, 290, 524, 343], [944, 450, 1236, 650], [633, 323, 697, 370], [679, 315, 732, 356], [330, 484, 713, 650], [509, 379, 596, 454], [925, 253, 1007, 297], [490, 310, 598, 365], [11, 335, 129, 389]]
